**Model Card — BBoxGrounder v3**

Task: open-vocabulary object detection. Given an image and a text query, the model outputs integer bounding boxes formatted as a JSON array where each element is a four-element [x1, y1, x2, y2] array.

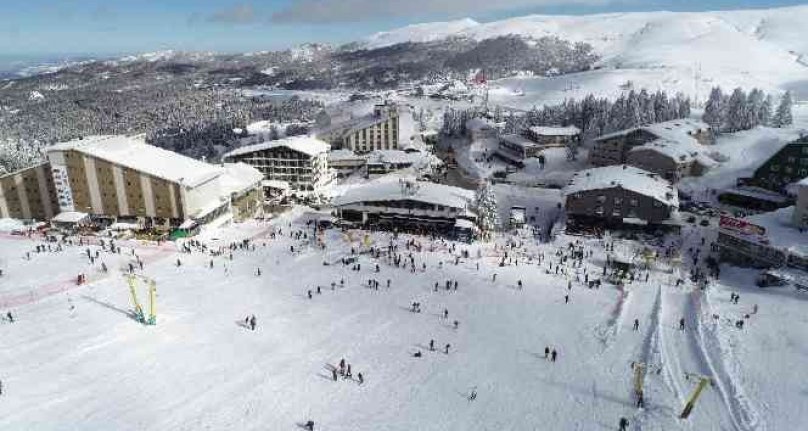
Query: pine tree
[[703, 87, 725, 132], [725, 88, 748, 133], [773, 91, 793, 128], [475, 181, 499, 240], [745, 89, 765, 130], [759, 94, 773, 126]]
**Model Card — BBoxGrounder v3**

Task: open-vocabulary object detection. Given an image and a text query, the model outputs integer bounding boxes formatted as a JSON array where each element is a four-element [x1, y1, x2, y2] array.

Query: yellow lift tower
[[126, 274, 157, 325]]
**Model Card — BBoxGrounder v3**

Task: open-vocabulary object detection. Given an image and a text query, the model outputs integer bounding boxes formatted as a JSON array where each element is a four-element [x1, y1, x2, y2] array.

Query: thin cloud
[[208, 4, 258, 24], [271, 0, 612, 23]]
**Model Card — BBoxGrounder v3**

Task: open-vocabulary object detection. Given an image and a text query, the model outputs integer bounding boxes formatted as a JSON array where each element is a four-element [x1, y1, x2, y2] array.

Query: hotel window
[[630, 199, 638, 207]]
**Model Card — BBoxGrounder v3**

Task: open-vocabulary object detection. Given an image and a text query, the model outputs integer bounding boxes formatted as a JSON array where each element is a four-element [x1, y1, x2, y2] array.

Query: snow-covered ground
[[2, 209, 806, 430], [363, 5, 808, 106]]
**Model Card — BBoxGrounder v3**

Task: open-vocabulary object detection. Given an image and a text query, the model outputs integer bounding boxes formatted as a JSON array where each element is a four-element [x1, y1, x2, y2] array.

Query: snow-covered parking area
[[1, 211, 806, 430]]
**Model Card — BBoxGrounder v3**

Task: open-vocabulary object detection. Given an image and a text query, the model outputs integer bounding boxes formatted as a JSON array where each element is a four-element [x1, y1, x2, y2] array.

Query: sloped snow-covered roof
[[595, 119, 710, 145], [52, 211, 89, 223], [328, 149, 366, 162], [500, 134, 539, 149], [629, 138, 717, 167], [333, 177, 474, 210], [747, 206, 808, 255], [528, 126, 581, 136], [220, 163, 263, 196], [224, 136, 330, 159], [47, 135, 222, 188], [564, 165, 679, 207]]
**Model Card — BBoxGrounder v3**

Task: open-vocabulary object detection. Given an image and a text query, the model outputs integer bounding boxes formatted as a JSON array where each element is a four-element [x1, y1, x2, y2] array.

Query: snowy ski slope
[[2, 210, 807, 430]]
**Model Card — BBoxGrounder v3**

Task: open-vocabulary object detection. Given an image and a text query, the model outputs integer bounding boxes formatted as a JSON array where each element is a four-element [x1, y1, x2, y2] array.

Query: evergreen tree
[[773, 91, 793, 128], [703, 87, 725, 132], [725, 88, 748, 133], [745, 88, 765, 130], [475, 181, 499, 240], [759, 94, 774, 126]]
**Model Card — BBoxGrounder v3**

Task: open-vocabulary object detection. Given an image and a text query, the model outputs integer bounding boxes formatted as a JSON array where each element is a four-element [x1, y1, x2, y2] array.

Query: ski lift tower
[[680, 372, 714, 419], [126, 273, 157, 325]]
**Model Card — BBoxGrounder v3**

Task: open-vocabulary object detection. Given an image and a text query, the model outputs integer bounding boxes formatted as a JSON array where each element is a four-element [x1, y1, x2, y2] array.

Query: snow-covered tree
[[759, 94, 774, 126], [474, 181, 499, 240], [773, 91, 793, 128], [725, 88, 748, 133], [702, 87, 725, 132], [745, 88, 765, 130]]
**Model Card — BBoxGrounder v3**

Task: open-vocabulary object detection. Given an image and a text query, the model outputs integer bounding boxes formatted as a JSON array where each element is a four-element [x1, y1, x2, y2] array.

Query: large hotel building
[[41, 135, 261, 228]]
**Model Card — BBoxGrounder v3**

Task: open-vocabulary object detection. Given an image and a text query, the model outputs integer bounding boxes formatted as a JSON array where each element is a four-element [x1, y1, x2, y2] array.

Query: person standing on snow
[[633, 319, 640, 331], [551, 349, 557, 362], [249, 315, 256, 331]]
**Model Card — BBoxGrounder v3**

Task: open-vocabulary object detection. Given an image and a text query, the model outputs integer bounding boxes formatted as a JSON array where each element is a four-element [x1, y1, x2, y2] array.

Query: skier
[[304, 420, 315, 431], [453, 320, 459, 330], [443, 309, 449, 319], [332, 369, 338, 381], [345, 364, 352, 379], [357, 373, 364, 385], [518, 280, 523, 290], [633, 319, 640, 331], [307, 290, 313, 299], [564, 294, 569, 304], [339, 358, 346, 375], [249, 315, 256, 331], [619, 417, 629, 431], [637, 390, 645, 408], [544, 346, 550, 359], [445, 343, 451, 354], [256, 267, 261, 276], [429, 339, 435, 351], [6, 311, 13, 323], [176, 258, 181, 267], [468, 388, 477, 401], [679, 318, 686, 331], [551, 349, 557, 362]]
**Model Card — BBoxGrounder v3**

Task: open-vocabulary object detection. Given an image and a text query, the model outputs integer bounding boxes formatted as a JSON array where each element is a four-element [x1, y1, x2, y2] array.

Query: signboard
[[51, 165, 75, 212], [719, 215, 766, 236]]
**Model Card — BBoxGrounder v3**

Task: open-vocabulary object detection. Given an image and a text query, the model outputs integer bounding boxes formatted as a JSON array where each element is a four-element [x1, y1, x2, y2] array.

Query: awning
[[179, 219, 198, 230]]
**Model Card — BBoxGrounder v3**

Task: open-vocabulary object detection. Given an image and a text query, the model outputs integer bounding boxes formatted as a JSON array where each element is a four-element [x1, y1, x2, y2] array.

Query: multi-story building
[[523, 126, 581, 147], [222, 136, 332, 202], [496, 134, 543, 166], [590, 119, 713, 167], [0, 163, 60, 221], [626, 139, 716, 182], [793, 179, 808, 228], [46, 135, 261, 229], [564, 165, 679, 227], [322, 102, 400, 153], [332, 178, 477, 239], [747, 136, 808, 193]]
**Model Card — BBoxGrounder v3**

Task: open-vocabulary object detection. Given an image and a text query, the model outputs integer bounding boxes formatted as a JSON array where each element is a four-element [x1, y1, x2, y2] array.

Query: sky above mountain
[[1, 0, 806, 57]]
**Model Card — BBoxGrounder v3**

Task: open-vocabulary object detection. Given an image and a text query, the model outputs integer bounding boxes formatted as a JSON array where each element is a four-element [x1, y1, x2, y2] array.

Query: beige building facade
[[0, 163, 60, 221]]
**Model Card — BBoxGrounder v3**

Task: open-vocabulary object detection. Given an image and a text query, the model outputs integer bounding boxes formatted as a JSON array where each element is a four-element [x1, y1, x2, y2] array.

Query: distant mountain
[[359, 5, 808, 98]]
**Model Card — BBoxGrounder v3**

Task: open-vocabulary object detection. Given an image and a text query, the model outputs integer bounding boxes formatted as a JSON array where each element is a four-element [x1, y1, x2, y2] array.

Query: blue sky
[[0, 0, 805, 58]]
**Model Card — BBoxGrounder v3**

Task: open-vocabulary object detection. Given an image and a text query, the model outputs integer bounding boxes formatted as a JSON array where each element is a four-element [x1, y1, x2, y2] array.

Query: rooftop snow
[[564, 165, 679, 207], [224, 136, 330, 159], [219, 163, 263, 196], [500, 134, 539, 149], [47, 136, 222, 188], [333, 177, 474, 210], [746, 206, 808, 255], [595, 119, 710, 145], [528, 126, 581, 136], [629, 138, 717, 167]]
